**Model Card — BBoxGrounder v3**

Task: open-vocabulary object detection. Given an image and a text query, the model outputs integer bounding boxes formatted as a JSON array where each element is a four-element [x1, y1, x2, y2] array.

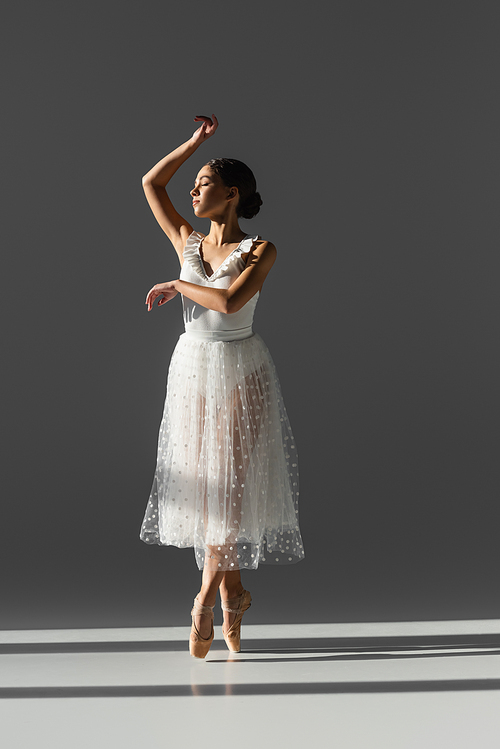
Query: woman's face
[[190, 166, 236, 218]]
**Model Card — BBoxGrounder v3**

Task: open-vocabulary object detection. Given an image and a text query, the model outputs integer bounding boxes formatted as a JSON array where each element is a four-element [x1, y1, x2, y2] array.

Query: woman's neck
[[205, 218, 247, 247]]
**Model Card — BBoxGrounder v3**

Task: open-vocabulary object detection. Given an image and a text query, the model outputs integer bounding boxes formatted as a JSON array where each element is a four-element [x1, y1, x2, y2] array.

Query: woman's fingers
[[145, 286, 158, 311], [145, 282, 177, 311], [193, 114, 218, 138], [194, 115, 211, 130], [145, 285, 171, 310]]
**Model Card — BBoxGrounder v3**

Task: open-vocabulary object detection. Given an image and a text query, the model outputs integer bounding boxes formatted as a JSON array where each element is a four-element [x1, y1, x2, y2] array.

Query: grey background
[[2, 1, 500, 630]]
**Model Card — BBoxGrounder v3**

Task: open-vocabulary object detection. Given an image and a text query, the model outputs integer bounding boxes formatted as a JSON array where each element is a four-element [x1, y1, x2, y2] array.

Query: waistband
[[183, 326, 255, 342]]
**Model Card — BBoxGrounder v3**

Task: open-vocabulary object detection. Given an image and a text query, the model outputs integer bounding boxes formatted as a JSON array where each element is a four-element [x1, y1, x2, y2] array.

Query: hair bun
[[239, 191, 263, 219], [206, 158, 262, 219]]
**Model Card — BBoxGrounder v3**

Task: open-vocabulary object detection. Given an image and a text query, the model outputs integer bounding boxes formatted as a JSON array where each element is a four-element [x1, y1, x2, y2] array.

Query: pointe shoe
[[221, 589, 252, 653], [190, 596, 215, 659]]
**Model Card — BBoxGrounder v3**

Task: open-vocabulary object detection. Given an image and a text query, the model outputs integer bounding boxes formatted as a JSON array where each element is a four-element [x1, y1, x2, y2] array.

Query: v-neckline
[[198, 234, 249, 280]]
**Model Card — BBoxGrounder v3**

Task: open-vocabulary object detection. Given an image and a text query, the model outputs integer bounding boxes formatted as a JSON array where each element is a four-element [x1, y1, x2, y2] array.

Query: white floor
[[1, 620, 500, 749]]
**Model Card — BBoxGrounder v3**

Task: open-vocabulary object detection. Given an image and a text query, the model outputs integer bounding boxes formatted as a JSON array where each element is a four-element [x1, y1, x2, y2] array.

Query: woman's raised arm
[[142, 115, 218, 260]]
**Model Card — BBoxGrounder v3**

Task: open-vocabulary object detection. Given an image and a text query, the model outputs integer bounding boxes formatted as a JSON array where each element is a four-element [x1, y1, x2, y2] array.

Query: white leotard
[[179, 231, 260, 341]]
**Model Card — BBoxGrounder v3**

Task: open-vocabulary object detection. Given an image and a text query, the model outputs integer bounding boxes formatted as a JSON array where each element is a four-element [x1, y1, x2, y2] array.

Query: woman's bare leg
[[193, 369, 261, 638], [215, 369, 261, 633], [194, 565, 224, 639], [194, 568, 246, 637], [220, 570, 245, 632]]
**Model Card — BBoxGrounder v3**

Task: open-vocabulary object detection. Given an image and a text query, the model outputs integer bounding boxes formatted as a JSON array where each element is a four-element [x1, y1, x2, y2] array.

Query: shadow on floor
[[2, 679, 500, 699], [2, 633, 499, 655], [210, 647, 500, 664]]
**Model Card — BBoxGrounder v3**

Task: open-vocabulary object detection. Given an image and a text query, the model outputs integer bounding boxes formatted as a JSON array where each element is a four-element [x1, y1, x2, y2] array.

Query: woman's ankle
[[220, 583, 245, 601], [196, 590, 217, 608]]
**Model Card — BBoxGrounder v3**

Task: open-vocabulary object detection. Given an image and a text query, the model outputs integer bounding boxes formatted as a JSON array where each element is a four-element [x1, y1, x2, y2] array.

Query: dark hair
[[206, 158, 263, 219]]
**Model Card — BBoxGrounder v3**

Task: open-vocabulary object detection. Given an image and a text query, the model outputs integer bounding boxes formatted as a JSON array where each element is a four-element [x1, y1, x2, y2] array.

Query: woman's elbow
[[142, 173, 162, 190], [225, 296, 241, 315]]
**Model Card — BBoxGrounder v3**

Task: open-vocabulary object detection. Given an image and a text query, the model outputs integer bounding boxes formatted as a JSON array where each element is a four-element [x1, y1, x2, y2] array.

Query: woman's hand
[[145, 281, 179, 311], [190, 114, 219, 146]]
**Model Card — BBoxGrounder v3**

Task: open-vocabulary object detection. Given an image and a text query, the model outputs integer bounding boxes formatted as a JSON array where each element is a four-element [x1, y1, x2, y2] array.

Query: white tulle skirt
[[140, 331, 304, 570]]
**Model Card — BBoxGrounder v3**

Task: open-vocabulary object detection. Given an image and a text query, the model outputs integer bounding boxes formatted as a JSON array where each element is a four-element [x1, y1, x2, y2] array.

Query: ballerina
[[140, 114, 304, 657]]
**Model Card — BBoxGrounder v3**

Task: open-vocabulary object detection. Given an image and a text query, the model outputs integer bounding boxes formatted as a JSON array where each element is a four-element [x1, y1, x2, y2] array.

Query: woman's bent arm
[[142, 115, 218, 258], [146, 241, 277, 314], [175, 241, 277, 313]]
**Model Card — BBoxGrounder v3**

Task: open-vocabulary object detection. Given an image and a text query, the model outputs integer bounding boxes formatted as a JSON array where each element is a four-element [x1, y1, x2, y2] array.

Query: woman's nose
[[190, 186, 198, 197]]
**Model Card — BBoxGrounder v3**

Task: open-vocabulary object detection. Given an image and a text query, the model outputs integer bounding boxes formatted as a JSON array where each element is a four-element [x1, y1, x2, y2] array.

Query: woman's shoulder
[[249, 238, 277, 257], [240, 236, 276, 259], [243, 234, 275, 249], [241, 238, 277, 276]]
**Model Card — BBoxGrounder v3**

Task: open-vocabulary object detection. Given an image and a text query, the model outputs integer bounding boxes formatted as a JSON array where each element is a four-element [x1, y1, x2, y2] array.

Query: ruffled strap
[[209, 234, 261, 280], [182, 231, 207, 280], [182, 232, 261, 281]]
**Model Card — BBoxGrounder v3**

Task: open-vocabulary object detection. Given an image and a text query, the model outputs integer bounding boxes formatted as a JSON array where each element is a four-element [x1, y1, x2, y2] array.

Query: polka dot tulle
[[140, 332, 304, 570]]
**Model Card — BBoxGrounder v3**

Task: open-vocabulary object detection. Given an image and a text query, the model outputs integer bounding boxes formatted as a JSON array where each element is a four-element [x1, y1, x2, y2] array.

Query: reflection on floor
[[1, 621, 500, 748]]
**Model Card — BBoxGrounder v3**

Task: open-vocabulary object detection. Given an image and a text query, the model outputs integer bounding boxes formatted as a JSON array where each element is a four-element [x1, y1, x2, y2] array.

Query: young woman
[[140, 115, 304, 658]]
